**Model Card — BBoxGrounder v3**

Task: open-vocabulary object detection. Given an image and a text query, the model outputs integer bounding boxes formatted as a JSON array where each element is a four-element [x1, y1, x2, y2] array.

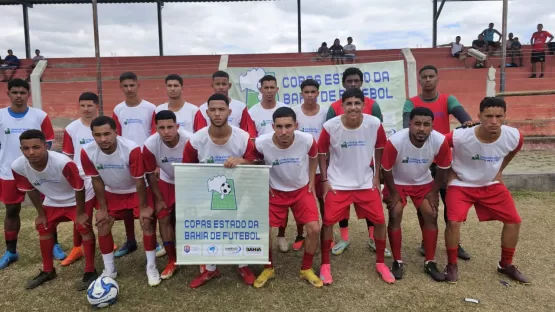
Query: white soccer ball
[[87, 276, 119, 308], [220, 182, 231, 195]]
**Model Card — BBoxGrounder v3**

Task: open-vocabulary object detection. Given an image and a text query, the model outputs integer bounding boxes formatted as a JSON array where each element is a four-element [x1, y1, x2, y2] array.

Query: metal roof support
[[92, 0, 104, 114], [22, 3, 31, 58], [296, 0, 301, 53], [157, 1, 164, 56]]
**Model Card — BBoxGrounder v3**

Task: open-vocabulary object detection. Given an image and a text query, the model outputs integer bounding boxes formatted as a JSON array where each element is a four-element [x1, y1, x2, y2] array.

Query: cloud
[[0, 0, 553, 58]]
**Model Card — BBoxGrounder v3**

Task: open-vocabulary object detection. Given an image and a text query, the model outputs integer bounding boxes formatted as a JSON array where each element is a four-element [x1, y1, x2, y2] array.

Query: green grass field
[[0, 191, 554, 311], [210, 179, 237, 210]]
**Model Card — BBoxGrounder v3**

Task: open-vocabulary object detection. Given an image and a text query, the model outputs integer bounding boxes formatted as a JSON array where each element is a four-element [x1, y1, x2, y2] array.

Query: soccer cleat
[[0, 251, 19, 270], [457, 244, 471, 260], [253, 267, 275, 288], [391, 261, 404, 280], [147, 264, 161, 287], [238, 266, 256, 285], [161, 262, 177, 280], [424, 261, 446, 282], [53, 244, 67, 261], [61, 246, 83, 266], [444, 263, 458, 284], [497, 264, 531, 285], [200, 265, 207, 274], [277, 237, 289, 253], [101, 267, 118, 279], [189, 269, 221, 289], [26, 269, 57, 290], [155, 243, 166, 258], [76, 270, 99, 291], [292, 236, 305, 251], [300, 269, 323, 288], [331, 240, 350, 255], [114, 240, 137, 258], [419, 241, 426, 257], [113, 243, 118, 251], [376, 263, 395, 284], [368, 239, 392, 258], [319, 264, 333, 285]]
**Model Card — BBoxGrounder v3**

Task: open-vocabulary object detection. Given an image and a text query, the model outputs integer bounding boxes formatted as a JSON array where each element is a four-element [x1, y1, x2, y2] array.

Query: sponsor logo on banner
[[203, 244, 223, 256], [182, 244, 201, 256], [223, 245, 243, 256], [244, 245, 263, 256]]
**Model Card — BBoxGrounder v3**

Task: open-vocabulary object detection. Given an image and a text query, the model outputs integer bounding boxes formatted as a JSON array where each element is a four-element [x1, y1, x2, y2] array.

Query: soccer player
[[0, 78, 58, 270], [198, 71, 256, 137], [143, 110, 193, 279], [249, 75, 300, 252], [12, 130, 98, 290], [112, 71, 157, 258], [325, 67, 389, 257], [154, 74, 207, 133], [443, 97, 530, 284], [291, 79, 327, 250], [61, 91, 99, 266], [318, 88, 394, 284], [403, 64, 474, 260], [81, 116, 161, 286], [183, 93, 257, 288], [381, 107, 451, 281]]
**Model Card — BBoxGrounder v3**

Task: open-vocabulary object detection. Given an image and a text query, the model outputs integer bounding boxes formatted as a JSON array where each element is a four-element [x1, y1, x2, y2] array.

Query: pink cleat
[[376, 263, 395, 284], [320, 264, 333, 285]]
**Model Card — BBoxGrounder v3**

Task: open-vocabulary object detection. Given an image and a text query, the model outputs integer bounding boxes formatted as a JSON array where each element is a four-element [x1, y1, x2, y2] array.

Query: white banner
[[174, 164, 270, 265]]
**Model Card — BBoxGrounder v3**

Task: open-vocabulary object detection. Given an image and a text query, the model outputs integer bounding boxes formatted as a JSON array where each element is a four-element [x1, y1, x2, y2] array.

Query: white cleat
[[101, 267, 118, 279], [147, 264, 161, 287], [277, 237, 289, 253]]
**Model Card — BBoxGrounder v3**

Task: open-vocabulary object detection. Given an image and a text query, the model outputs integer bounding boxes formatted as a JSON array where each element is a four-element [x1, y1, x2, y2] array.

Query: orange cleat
[[61, 247, 83, 266]]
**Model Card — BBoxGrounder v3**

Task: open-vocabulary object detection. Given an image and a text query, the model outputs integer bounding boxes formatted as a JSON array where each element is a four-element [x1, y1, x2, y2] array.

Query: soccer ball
[[220, 182, 232, 195], [87, 276, 119, 308]]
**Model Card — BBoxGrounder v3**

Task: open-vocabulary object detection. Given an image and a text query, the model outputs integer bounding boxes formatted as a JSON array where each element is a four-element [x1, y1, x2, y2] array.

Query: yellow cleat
[[300, 269, 323, 288], [253, 268, 275, 288]]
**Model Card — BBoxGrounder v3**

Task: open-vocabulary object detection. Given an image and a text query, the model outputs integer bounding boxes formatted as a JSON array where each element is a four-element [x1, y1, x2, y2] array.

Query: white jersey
[[81, 136, 144, 194], [318, 115, 386, 190], [62, 119, 94, 168], [112, 100, 156, 147], [382, 129, 452, 185], [248, 101, 286, 136], [155, 102, 205, 133], [292, 104, 327, 174], [183, 126, 255, 164], [143, 128, 192, 184], [255, 131, 317, 192], [11, 151, 95, 207], [449, 125, 522, 187], [0, 107, 54, 180], [199, 99, 247, 128]]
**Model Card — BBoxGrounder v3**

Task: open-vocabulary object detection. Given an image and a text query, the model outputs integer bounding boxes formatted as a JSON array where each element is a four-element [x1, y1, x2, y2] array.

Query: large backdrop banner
[[227, 60, 406, 135], [174, 164, 271, 265]]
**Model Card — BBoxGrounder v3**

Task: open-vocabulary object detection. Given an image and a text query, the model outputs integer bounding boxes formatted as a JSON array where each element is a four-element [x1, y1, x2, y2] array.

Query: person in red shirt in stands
[[403, 64, 475, 261], [529, 23, 554, 78]]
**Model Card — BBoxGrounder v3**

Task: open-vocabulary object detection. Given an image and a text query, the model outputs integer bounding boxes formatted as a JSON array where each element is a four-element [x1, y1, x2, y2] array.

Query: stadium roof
[[0, 0, 276, 4]]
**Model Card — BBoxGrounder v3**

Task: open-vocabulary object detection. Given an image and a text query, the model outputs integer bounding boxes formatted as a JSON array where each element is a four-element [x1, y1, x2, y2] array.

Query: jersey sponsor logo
[[259, 120, 272, 127], [470, 154, 502, 163], [4, 127, 29, 135], [123, 118, 143, 125], [340, 140, 367, 148], [95, 164, 126, 170], [32, 178, 61, 186], [300, 127, 320, 134], [79, 138, 94, 145], [401, 156, 430, 164], [161, 156, 182, 163], [207, 175, 237, 210], [272, 158, 301, 166], [203, 155, 230, 164]]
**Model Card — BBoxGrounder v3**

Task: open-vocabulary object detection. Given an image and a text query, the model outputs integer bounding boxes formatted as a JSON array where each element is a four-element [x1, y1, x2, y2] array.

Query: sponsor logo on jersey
[[470, 154, 502, 163], [401, 156, 429, 164], [95, 164, 125, 170], [79, 138, 94, 145], [340, 140, 367, 148], [123, 118, 143, 125], [161, 156, 182, 163]]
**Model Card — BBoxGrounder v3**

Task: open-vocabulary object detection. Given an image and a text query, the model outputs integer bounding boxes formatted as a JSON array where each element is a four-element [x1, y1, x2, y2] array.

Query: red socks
[[73, 225, 82, 247], [500, 246, 515, 268], [447, 247, 458, 264], [164, 241, 176, 263], [39, 237, 55, 272], [82, 237, 96, 273], [423, 229, 438, 262], [265, 248, 273, 268], [388, 228, 402, 261], [98, 234, 115, 254], [123, 210, 136, 242], [375, 238, 386, 263], [321, 240, 332, 265], [340, 227, 349, 242], [143, 234, 157, 252], [5, 230, 18, 253], [301, 252, 314, 270], [368, 226, 375, 240]]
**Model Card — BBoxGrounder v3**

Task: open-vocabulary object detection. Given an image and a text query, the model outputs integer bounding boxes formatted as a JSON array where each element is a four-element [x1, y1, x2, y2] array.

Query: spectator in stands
[[451, 36, 464, 58], [507, 34, 523, 67], [27, 49, 45, 81], [480, 23, 502, 53], [316, 42, 331, 61], [471, 34, 488, 68], [0, 49, 20, 82], [329, 38, 344, 65], [343, 37, 356, 63], [530, 23, 553, 78]]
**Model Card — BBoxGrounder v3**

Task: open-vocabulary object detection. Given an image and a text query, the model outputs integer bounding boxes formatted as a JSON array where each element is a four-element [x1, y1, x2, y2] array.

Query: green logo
[[123, 119, 128, 125], [340, 142, 348, 148], [206, 156, 215, 164], [4, 128, 10, 134], [161, 157, 168, 163], [208, 175, 237, 210], [401, 157, 409, 163], [79, 138, 86, 144], [471, 154, 480, 160], [272, 159, 280, 166], [32, 180, 41, 186], [96, 164, 104, 170], [260, 120, 267, 127]]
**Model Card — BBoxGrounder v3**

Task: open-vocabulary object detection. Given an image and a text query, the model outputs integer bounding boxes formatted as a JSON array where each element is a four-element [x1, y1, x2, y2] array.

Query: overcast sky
[[0, 0, 554, 58]]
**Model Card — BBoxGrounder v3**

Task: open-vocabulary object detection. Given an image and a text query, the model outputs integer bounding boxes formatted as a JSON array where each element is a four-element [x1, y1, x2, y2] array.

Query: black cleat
[[76, 270, 99, 291], [391, 261, 404, 280], [444, 263, 458, 284], [424, 261, 446, 282], [497, 264, 531, 285], [26, 269, 57, 290], [457, 244, 471, 260]]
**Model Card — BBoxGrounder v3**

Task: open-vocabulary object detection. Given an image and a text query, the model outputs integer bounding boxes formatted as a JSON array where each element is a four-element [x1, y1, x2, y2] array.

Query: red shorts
[[446, 184, 521, 224], [36, 198, 96, 236], [314, 174, 324, 200], [382, 182, 434, 209], [270, 185, 319, 228], [0, 178, 25, 204], [103, 191, 139, 219], [323, 189, 385, 226], [147, 179, 176, 219]]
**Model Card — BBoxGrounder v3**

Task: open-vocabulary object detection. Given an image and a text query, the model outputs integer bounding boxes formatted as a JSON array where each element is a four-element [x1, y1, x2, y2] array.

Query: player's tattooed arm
[[28, 189, 47, 230]]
